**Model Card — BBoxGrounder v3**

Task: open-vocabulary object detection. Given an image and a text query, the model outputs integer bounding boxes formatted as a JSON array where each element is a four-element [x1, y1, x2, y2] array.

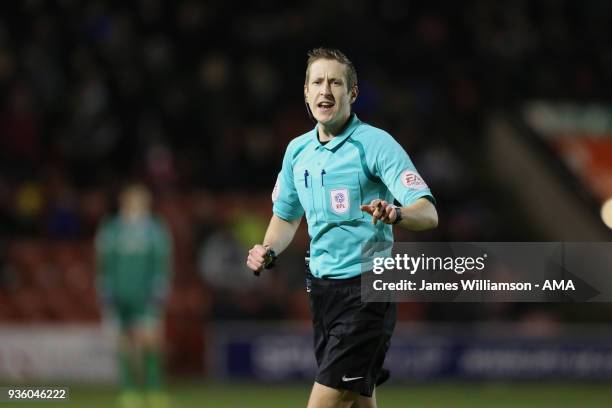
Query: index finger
[[360, 204, 375, 214]]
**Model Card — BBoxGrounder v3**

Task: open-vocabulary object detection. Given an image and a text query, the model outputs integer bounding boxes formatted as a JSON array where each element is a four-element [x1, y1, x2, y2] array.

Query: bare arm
[[395, 197, 438, 230], [361, 197, 438, 231], [262, 214, 302, 255], [246, 214, 302, 272]]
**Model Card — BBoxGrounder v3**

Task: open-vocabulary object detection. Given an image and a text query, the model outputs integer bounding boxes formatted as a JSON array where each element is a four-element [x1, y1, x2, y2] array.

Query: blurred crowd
[[1, 0, 612, 323]]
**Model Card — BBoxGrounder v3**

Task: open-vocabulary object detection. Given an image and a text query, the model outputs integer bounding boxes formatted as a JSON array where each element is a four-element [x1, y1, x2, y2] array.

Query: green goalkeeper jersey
[[95, 215, 172, 307]]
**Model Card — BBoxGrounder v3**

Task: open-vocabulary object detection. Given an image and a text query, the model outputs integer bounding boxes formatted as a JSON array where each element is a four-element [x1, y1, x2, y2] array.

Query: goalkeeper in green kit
[[95, 184, 172, 408]]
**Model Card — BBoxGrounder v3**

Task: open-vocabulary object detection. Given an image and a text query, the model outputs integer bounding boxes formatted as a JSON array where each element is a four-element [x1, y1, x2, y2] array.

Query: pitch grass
[[7, 382, 612, 407]]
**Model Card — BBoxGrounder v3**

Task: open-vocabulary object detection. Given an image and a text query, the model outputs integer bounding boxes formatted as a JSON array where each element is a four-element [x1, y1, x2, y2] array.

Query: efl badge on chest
[[330, 189, 350, 214]]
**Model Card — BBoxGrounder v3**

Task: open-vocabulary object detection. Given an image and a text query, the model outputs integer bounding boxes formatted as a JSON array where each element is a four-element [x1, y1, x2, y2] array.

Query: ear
[[304, 84, 309, 102], [349, 85, 359, 104]]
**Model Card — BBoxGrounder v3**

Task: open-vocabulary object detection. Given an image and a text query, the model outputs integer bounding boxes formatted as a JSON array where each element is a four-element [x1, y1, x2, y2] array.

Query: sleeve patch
[[401, 170, 428, 190], [271, 177, 280, 202]]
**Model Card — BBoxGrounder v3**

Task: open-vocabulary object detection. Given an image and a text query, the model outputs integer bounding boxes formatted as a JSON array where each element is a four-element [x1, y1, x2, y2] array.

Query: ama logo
[[330, 189, 350, 214], [542, 280, 575, 291]]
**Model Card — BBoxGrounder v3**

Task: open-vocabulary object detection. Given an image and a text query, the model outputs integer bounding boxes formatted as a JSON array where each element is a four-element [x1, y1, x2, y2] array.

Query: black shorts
[[306, 272, 396, 397]]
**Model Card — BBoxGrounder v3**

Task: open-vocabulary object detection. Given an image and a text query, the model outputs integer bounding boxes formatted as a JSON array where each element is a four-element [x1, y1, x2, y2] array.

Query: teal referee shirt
[[272, 114, 434, 279]]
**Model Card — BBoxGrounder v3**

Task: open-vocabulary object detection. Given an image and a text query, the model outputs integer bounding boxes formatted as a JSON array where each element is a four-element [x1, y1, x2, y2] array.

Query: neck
[[318, 114, 351, 142], [121, 210, 148, 222]]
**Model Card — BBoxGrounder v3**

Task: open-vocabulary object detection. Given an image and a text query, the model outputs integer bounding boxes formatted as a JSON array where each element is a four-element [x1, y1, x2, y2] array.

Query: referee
[[246, 48, 437, 408]]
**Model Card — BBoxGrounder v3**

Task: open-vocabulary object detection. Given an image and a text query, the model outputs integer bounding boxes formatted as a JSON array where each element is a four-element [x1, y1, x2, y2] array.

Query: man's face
[[304, 59, 356, 128], [120, 188, 151, 219]]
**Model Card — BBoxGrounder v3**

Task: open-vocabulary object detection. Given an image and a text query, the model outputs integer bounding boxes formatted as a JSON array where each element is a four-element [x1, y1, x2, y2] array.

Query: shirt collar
[[312, 113, 361, 151]]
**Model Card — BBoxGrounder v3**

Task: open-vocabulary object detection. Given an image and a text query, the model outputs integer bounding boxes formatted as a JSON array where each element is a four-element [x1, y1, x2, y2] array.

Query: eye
[[333, 80, 342, 86], [313, 79, 322, 85]]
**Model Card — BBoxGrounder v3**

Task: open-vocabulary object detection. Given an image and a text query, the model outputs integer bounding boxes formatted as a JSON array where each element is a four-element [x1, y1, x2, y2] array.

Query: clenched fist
[[246, 244, 269, 274]]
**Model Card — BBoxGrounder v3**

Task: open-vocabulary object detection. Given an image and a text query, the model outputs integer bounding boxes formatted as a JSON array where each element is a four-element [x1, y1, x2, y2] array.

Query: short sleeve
[[151, 220, 172, 296], [153, 220, 172, 262], [272, 144, 304, 221], [94, 220, 114, 282], [374, 133, 435, 206], [95, 221, 113, 255]]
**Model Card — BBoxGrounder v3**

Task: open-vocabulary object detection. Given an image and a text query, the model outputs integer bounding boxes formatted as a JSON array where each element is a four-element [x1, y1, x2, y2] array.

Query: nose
[[320, 80, 332, 96]]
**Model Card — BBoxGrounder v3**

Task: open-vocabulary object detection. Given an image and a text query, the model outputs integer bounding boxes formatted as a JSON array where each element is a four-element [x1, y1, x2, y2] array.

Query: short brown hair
[[305, 47, 358, 91]]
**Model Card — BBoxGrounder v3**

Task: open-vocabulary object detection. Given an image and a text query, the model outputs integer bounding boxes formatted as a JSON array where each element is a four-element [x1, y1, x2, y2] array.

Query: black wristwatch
[[392, 205, 403, 225], [263, 247, 277, 269]]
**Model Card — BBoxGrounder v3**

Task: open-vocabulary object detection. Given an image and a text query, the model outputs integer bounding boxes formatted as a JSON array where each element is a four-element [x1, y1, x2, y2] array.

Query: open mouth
[[317, 101, 335, 113]]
